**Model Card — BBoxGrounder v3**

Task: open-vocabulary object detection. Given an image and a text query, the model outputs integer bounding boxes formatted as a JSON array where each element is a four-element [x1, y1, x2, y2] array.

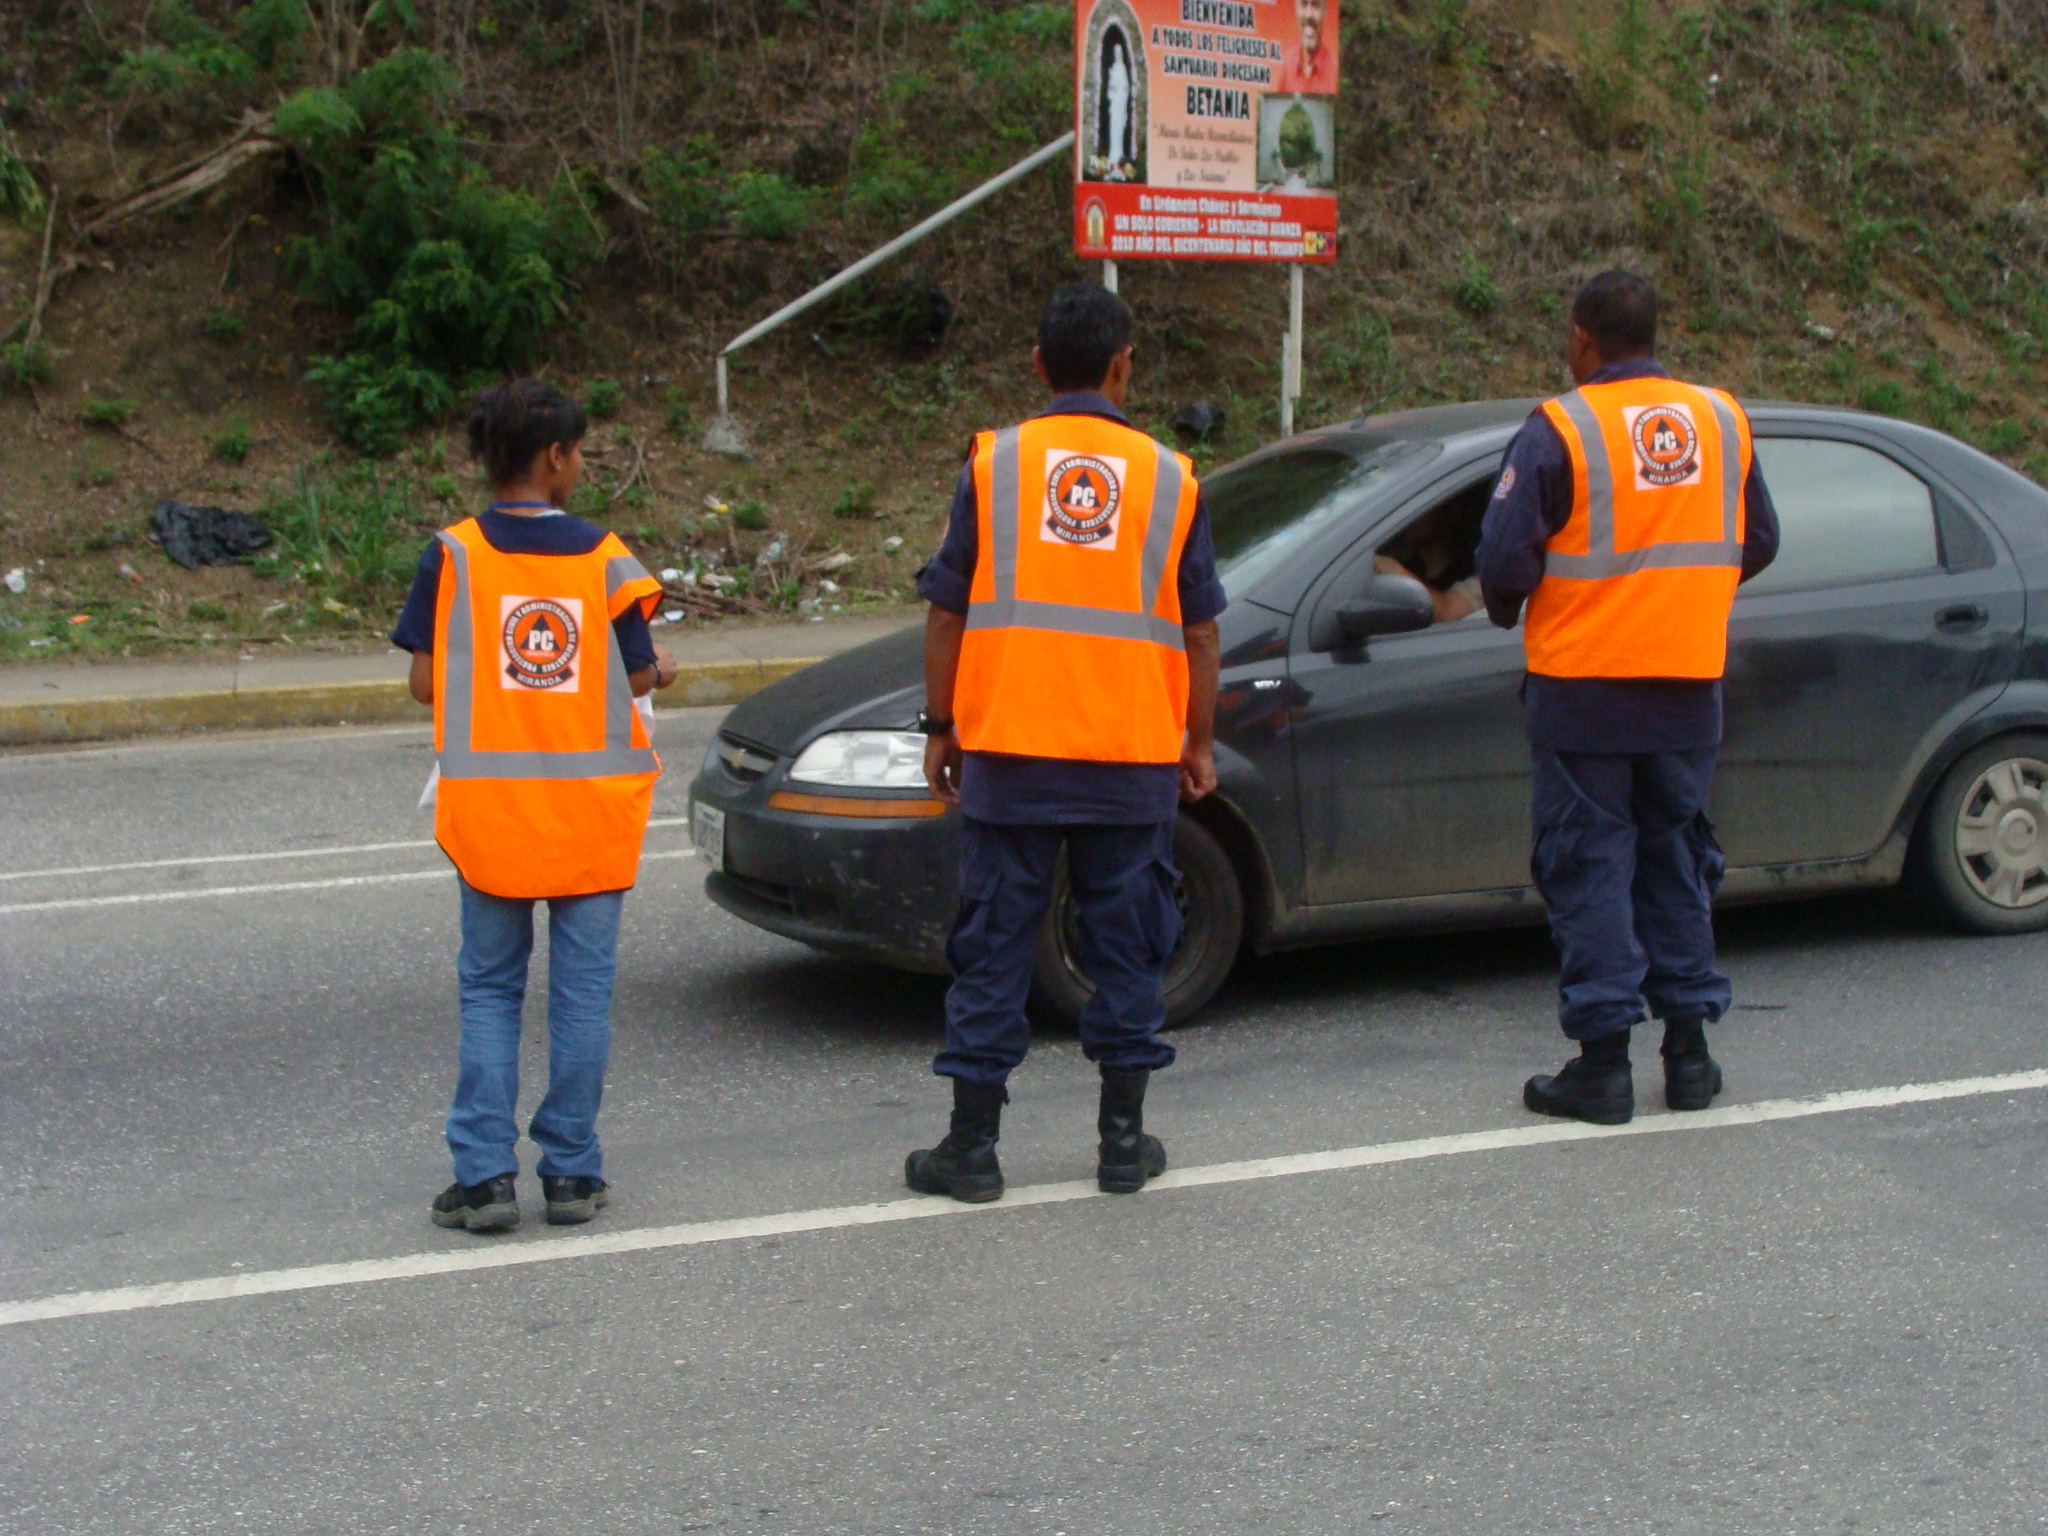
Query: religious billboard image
[[1075, 0, 1339, 264]]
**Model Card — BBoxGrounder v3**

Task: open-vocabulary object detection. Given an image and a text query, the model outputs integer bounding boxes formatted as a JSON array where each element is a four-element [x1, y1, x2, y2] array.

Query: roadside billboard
[[1074, 0, 1339, 264]]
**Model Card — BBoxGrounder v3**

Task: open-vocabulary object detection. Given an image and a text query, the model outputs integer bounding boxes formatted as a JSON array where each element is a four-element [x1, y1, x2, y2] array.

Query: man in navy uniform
[[1478, 271, 1779, 1125], [907, 282, 1228, 1202]]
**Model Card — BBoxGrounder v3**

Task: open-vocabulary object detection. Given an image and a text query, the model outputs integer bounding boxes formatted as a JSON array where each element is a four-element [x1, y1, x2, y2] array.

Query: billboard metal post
[[1280, 263, 1303, 437], [1102, 258, 1118, 293]]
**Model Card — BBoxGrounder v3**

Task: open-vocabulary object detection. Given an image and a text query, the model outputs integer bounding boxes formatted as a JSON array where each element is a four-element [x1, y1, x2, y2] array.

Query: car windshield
[[1206, 441, 1427, 598]]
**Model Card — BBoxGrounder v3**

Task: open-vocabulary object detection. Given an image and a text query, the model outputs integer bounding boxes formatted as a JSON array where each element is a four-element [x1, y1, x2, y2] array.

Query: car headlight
[[786, 730, 930, 788]]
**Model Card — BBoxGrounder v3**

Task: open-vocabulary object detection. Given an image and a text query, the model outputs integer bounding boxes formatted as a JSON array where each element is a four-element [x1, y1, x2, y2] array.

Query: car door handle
[[1936, 604, 1989, 633]]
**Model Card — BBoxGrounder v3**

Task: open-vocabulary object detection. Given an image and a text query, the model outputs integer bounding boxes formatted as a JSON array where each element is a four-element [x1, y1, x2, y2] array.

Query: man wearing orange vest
[[391, 379, 676, 1232], [1477, 271, 1779, 1125], [907, 283, 1226, 1202]]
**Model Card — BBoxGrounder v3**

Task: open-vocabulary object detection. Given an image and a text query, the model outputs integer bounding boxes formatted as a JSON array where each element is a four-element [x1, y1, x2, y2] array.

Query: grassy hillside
[[2, 0, 2047, 658]]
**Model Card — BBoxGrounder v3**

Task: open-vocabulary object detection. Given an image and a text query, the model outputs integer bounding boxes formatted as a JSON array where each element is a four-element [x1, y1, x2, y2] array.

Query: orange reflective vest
[[1524, 376, 1754, 680], [430, 517, 665, 898], [956, 413, 1201, 764]]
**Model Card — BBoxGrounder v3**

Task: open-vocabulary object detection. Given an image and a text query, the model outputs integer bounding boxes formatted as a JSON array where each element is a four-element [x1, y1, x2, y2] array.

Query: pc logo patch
[[500, 595, 582, 691], [1624, 403, 1703, 489], [1043, 451, 1127, 548]]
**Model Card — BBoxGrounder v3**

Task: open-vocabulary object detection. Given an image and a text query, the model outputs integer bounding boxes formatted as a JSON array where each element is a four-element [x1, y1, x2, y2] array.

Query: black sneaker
[[542, 1175, 610, 1225], [430, 1173, 520, 1233], [1523, 1054, 1635, 1126]]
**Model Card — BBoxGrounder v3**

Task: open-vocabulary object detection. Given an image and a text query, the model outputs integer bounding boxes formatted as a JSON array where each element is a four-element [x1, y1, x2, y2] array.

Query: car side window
[[1310, 471, 1499, 634], [1744, 438, 1941, 596]]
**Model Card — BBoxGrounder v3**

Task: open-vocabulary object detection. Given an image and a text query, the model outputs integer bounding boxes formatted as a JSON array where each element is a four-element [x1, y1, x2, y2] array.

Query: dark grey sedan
[[688, 399, 2048, 1022]]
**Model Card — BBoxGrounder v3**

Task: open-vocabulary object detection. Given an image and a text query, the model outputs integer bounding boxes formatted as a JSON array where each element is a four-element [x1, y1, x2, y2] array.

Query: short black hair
[[467, 378, 587, 485], [1570, 270, 1658, 359], [1036, 283, 1134, 392]]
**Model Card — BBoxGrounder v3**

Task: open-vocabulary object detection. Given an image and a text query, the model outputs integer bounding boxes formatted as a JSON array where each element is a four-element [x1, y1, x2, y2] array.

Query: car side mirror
[[1311, 572, 1436, 652]]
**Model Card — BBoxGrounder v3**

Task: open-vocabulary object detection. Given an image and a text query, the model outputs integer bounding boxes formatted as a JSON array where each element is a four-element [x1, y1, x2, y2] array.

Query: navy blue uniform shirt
[[1476, 360, 1780, 755], [390, 506, 658, 672], [915, 391, 1229, 825]]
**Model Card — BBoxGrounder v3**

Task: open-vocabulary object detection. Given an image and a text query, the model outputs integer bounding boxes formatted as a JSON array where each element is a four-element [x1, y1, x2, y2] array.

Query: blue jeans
[[446, 878, 624, 1187], [935, 818, 1181, 1086], [1529, 747, 1731, 1042]]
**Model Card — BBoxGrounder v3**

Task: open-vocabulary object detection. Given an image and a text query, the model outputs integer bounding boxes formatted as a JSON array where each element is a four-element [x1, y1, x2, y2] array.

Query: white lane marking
[[3, 1067, 2041, 1329], [0, 848, 700, 914], [0, 818, 690, 882]]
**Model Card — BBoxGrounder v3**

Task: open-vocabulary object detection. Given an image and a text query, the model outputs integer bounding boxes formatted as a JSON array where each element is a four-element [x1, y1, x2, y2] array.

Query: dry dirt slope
[[2, 0, 2046, 660]]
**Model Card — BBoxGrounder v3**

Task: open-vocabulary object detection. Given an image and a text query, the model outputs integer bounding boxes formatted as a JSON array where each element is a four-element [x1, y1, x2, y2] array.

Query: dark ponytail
[[467, 378, 588, 486]]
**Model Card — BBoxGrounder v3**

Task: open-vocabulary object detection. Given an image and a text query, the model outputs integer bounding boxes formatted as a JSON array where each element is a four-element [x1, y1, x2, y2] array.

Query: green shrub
[[729, 173, 811, 241], [303, 352, 455, 457], [2, 340, 52, 390], [264, 463, 425, 608], [567, 482, 612, 519], [1451, 255, 1498, 317], [73, 452, 116, 488], [1858, 379, 1908, 415], [1, 133, 44, 225], [213, 416, 253, 463], [80, 396, 136, 429], [278, 48, 597, 454], [428, 472, 459, 501], [187, 599, 231, 622], [641, 139, 726, 235], [663, 387, 695, 437], [584, 378, 624, 419], [831, 481, 877, 520], [202, 307, 246, 341], [730, 499, 770, 530], [1975, 419, 2029, 456]]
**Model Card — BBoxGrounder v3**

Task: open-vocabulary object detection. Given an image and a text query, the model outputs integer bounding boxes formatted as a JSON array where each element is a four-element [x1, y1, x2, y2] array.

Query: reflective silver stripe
[[1545, 541, 1743, 578], [435, 529, 658, 782], [1707, 390, 1743, 544], [1139, 443, 1184, 620], [1543, 387, 1743, 580], [1554, 390, 1613, 555], [606, 552, 654, 598], [965, 598, 1185, 651], [989, 428, 1020, 603]]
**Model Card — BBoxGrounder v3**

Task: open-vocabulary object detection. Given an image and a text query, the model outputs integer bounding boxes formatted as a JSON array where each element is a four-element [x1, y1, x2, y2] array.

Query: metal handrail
[[711, 131, 1077, 433]]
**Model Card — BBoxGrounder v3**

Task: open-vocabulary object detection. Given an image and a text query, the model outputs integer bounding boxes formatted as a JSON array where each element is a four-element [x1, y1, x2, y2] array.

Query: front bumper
[[689, 746, 958, 973]]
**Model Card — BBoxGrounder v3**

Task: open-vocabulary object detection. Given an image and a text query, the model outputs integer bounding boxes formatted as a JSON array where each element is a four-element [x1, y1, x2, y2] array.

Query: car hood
[[718, 621, 927, 755]]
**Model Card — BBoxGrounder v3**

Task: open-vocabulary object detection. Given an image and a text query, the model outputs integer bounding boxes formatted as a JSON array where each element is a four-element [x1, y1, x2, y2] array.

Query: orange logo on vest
[[500, 595, 581, 691], [1625, 403, 1701, 488], [1044, 451, 1125, 548]]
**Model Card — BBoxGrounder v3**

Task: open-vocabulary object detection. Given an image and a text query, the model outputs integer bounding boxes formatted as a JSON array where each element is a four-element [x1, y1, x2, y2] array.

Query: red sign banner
[[1073, 0, 1338, 264]]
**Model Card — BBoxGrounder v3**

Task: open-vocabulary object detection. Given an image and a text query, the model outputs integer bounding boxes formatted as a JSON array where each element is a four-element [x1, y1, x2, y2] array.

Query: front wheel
[[1028, 815, 1246, 1028], [1914, 733, 2048, 934]]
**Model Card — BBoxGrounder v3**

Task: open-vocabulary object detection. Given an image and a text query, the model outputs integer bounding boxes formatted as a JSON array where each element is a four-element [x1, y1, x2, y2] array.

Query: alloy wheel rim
[[1954, 755, 2048, 909]]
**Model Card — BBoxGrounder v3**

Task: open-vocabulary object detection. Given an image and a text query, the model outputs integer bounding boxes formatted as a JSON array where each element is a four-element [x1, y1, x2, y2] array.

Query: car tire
[[1914, 732, 2048, 934], [1028, 815, 1246, 1029]]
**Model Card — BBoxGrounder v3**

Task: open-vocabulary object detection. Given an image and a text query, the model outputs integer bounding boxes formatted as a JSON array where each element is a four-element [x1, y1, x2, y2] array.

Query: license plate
[[692, 802, 726, 870]]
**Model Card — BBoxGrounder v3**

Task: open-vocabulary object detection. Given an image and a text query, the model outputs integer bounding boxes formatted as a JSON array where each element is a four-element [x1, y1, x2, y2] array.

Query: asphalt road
[[3, 712, 2046, 1535]]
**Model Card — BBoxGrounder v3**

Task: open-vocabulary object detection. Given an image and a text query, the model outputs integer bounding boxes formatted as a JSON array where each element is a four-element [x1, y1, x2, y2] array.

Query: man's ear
[[1032, 346, 1052, 388]]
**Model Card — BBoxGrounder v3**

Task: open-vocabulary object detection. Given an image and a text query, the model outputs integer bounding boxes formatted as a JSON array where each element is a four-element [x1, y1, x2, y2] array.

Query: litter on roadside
[[3, 568, 24, 594], [881, 536, 904, 553], [118, 562, 142, 583], [151, 499, 272, 570]]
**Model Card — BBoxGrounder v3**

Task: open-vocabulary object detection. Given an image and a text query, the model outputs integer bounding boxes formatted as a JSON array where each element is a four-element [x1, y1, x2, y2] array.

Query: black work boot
[[905, 1079, 1006, 1203], [430, 1173, 520, 1233], [541, 1175, 610, 1225], [1097, 1069, 1168, 1194], [1661, 1016, 1723, 1112], [1524, 1032, 1635, 1125]]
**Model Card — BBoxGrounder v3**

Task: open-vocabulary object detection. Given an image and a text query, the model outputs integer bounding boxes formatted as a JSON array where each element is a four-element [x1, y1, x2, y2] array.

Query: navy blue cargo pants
[[934, 817, 1181, 1086], [1529, 746, 1732, 1041]]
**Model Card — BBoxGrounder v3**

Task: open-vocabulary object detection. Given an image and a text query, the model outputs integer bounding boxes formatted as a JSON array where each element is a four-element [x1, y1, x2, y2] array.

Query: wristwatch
[[915, 708, 954, 736]]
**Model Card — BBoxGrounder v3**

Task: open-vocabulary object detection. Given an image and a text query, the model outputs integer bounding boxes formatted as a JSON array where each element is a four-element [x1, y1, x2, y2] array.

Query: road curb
[[0, 657, 822, 747]]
